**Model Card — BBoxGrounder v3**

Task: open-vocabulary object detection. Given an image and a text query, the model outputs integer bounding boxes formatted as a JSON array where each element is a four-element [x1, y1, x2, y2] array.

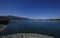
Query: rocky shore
[[0, 25, 7, 32], [0, 33, 55, 38]]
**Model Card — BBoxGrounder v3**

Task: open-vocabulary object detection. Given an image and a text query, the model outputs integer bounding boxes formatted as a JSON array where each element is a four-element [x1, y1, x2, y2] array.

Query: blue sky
[[0, 0, 60, 19]]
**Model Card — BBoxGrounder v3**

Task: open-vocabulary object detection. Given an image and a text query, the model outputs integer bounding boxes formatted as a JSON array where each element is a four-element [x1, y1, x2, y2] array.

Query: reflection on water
[[0, 20, 60, 38]]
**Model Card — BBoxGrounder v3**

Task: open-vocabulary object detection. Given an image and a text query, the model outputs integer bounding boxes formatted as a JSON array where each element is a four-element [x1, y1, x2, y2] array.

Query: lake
[[0, 20, 60, 38]]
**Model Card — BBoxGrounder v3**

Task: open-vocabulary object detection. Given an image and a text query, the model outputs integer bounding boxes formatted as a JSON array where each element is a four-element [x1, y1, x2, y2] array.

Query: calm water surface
[[0, 20, 60, 38]]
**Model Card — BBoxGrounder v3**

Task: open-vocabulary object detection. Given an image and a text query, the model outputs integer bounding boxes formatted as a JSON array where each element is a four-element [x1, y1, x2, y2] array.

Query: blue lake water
[[0, 20, 60, 38]]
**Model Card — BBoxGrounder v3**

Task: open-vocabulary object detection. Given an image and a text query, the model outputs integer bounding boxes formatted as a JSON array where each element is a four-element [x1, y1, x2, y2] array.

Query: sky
[[0, 0, 60, 19]]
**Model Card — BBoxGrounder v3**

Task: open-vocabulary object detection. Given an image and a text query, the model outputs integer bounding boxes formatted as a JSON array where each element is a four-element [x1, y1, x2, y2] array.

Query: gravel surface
[[0, 33, 55, 38]]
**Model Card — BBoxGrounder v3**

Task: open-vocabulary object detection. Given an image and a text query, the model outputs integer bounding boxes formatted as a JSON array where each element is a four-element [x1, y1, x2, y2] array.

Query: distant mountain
[[39, 19, 60, 22], [0, 15, 30, 20], [48, 19, 60, 21]]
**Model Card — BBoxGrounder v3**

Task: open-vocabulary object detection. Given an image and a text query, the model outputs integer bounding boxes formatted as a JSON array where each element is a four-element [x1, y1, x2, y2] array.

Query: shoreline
[[0, 25, 7, 32]]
